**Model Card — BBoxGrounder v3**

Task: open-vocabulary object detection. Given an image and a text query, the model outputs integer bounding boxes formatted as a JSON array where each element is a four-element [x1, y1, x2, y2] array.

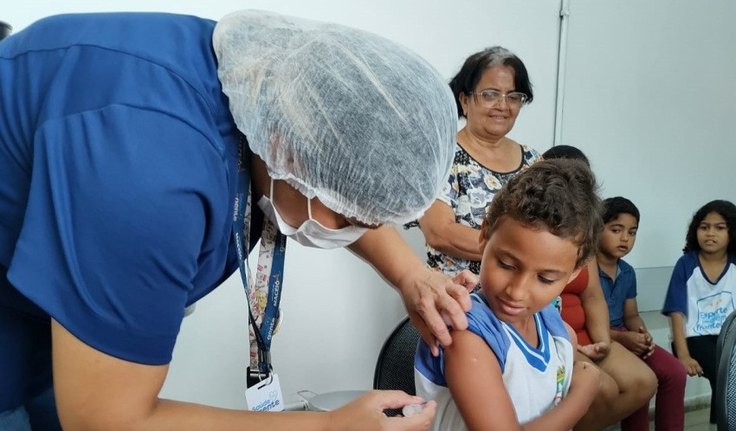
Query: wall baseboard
[[683, 393, 711, 413], [604, 395, 711, 430]]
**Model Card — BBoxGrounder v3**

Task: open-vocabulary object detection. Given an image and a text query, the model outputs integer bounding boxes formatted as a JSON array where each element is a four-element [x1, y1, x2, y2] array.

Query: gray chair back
[[716, 310, 736, 431], [373, 316, 420, 395], [0, 21, 11, 40]]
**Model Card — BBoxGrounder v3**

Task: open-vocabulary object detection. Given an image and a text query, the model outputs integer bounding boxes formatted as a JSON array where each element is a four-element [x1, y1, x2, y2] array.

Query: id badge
[[245, 373, 284, 412]]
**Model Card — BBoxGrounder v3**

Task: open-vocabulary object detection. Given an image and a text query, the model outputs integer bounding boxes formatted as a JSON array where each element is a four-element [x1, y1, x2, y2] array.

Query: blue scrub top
[[0, 12, 256, 410]]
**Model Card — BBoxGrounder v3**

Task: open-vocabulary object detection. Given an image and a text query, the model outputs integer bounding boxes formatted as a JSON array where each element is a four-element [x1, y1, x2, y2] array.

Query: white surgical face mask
[[257, 179, 368, 249]]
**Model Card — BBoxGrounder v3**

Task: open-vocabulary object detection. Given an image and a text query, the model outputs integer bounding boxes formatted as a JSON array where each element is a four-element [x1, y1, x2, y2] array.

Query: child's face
[[478, 216, 581, 327], [697, 211, 729, 255], [599, 213, 638, 260]]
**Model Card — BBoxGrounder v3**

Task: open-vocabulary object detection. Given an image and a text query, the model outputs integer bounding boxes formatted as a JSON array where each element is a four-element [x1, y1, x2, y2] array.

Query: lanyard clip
[[246, 346, 272, 388], [259, 349, 271, 370], [246, 364, 272, 388]]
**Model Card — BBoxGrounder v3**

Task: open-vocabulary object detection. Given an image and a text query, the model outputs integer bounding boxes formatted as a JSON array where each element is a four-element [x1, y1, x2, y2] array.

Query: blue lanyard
[[233, 138, 287, 374]]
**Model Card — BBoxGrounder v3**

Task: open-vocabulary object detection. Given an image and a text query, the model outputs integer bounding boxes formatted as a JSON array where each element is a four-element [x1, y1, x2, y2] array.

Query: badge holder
[[245, 368, 284, 412]]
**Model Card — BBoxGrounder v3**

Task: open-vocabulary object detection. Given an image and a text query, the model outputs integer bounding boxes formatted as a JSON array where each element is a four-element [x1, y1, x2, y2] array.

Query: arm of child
[[523, 361, 601, 430], [578, 261, 612, 360], [444, 329, 597, 431], [611, 298, 655, 358], [669, 312, 703, 376], [444, 329, 519, 430]]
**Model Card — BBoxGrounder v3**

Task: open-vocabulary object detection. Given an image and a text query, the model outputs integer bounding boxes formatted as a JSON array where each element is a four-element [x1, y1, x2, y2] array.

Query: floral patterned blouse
[[425, 142, 541, 275]]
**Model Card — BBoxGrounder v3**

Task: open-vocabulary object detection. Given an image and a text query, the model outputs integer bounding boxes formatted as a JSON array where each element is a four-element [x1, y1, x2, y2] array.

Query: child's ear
[[567, 256, 593, 284], [567, 265, 584, 284]]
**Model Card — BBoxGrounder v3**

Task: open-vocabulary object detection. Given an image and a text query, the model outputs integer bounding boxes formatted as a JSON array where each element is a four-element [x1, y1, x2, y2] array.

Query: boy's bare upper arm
[[444, 329, 522, 431]]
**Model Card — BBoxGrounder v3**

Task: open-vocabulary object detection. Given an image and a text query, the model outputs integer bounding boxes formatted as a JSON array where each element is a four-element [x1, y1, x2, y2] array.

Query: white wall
[[560, 0, 736, 270]]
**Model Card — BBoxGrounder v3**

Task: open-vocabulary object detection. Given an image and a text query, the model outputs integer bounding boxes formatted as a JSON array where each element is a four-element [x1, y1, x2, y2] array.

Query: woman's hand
[[577, 341, 610, 361], [398, 268, 474, 356], [326, 391, 436, 431]]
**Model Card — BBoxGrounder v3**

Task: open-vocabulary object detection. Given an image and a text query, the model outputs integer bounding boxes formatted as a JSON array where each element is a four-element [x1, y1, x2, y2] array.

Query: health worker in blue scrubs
[[0, 10, 475, 431]]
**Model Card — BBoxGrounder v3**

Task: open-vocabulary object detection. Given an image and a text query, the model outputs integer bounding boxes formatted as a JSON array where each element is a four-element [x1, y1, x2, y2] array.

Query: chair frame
[[373, 316, 420, 395], [715, 310, 736, 430]]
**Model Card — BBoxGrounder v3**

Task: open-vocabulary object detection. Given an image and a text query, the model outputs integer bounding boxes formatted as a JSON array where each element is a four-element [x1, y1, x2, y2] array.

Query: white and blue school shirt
[[662, 251, 736, 337], [415, 293, 574, 430]]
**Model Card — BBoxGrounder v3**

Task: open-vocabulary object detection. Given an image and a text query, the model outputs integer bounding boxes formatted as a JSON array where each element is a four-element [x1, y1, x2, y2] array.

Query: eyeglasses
[[470, 89, 528, 108]]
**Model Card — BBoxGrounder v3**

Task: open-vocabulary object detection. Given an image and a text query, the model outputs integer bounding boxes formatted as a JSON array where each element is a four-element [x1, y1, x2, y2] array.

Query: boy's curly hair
[[483, 159, 602, 268]]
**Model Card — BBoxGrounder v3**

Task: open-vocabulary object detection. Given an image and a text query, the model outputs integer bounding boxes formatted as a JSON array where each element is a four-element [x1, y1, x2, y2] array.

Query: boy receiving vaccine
[[415, 159, 602, 431]]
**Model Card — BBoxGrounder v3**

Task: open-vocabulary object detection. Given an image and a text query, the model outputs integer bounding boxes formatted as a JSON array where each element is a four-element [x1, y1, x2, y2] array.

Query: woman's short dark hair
[[483, 159, 602, 269], [602, 196, 640, 224], [683, 200, 736, 254], [449, 46, 533, 118]]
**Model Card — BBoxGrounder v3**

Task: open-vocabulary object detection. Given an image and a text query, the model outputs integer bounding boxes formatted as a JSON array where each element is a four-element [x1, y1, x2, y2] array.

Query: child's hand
[[569, 361, 602, 397], [679, 356, 704, 377], [637, 327, 656, 359], [577, 341, 610, 361], [619, 328, 653, 357]]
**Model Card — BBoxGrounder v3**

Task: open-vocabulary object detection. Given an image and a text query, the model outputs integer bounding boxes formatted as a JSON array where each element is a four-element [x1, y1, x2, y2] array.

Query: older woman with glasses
[[416, 46, 541, 277]]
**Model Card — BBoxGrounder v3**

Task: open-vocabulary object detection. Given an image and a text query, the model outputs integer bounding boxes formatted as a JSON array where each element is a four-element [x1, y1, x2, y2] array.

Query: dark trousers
[[0, 387, 62, 431], [622, 344, 687, 431], [687, 335, 718, 424]]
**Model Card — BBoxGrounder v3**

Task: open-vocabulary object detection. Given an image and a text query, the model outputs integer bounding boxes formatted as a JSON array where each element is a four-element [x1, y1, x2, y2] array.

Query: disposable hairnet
[[213, 10, 456, 225]]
